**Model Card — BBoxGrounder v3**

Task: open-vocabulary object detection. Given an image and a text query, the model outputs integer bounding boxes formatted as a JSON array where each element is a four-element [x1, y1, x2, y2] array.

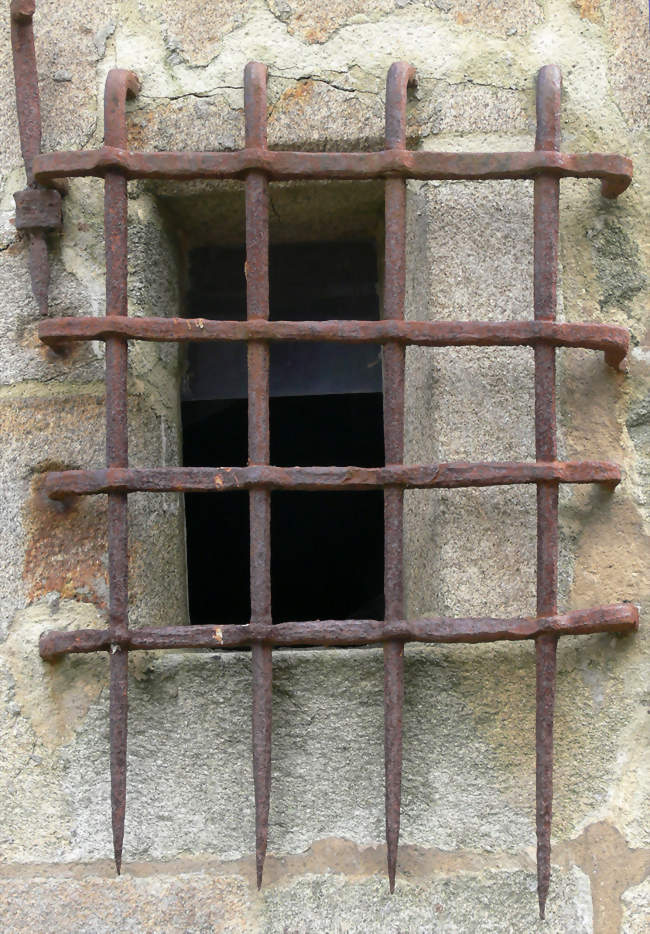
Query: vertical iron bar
[[244, 61, 272, 890], [533, 63, 561, 920], [9, 0, 40, 185], [103, 68, 139, 875], [10, 0, 48, 314], [383, 62, 416, 894]]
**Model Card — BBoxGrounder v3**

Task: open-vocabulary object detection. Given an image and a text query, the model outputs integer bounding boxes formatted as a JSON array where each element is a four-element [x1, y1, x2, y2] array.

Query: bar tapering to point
[[244, 61, 273, 890], [110, 644, 128, 874], [383, 61, 416, 894], [27, 231, 49, 315], [103, 68, 139, 877], [533, 63, 562, 921]]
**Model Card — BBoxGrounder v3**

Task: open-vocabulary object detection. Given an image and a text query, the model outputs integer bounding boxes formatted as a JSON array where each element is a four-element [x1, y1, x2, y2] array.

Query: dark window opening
[[182, 241, 385, 626]]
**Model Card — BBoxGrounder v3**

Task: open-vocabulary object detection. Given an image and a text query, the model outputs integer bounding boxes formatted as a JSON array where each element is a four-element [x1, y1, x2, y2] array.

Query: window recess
[[183, 241, 385, 627], [13, 0, 639, 916]]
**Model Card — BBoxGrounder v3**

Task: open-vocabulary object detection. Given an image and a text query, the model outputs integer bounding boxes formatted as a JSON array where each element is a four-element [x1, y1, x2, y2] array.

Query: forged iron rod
[[41, 460, 622, 498], [9, 0, 39, 183], [37, 317, 630, 368], [10, 0, 51, 314], [383, 61, 416, 893], [534, 64, 562, 920], [244, 62, 273, 891], [39, 604, 639, 658], [33, 147, 632, 197], [104, 68, 139, 876]]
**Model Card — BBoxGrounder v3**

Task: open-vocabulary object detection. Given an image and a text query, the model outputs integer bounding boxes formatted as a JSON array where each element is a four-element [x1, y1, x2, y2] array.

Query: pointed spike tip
[[387, 844, 397, 893], [256, 856, 264, 890], [387, 833, 398, 893]]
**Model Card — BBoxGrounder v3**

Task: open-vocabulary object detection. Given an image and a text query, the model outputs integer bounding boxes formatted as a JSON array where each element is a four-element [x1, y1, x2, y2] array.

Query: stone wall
[[0, 1, 648, 931]]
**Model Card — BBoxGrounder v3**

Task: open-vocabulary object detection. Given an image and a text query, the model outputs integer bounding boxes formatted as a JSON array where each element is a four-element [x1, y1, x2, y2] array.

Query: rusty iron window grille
[[10, 1, 640, 919]]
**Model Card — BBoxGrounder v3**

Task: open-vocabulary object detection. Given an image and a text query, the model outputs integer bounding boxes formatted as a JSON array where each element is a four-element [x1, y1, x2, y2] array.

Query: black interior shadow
[[182, 241, 385, 626]]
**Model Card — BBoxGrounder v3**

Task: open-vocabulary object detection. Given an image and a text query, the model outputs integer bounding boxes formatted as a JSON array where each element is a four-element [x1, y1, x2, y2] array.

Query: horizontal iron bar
[[39, 604, 639, 658], [39, 318, 629, 368], [32, 147, 632, 197], [43, 461, 621, 498]]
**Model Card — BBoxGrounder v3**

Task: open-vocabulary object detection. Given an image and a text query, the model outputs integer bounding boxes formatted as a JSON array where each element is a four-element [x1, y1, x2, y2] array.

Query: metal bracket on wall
[[11, 2, 639, 920]]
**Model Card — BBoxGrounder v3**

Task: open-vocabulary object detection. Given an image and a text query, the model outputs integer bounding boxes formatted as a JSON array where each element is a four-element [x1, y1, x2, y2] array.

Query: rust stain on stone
[[274, 79, 315, 114], [23, 468, 108, 608], [566, 821, 650, 934], [127, 106, 159, 151], [573, 0, 602, 22], [2, 232, 25, 256], [15, 320, 79, 366]]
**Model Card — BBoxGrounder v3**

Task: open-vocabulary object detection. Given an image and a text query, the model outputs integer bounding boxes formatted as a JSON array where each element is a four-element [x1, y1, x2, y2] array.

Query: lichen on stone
[[586, 216, 646, 312]]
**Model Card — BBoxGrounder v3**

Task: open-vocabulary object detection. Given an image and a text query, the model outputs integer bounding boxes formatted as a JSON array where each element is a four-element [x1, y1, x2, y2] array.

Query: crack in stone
[[138, 74, 377, 105], [12, 736, 37, 784]]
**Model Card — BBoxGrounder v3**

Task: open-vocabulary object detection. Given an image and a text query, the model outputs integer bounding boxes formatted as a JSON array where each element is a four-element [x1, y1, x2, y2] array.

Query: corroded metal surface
[[103, 67, 139, 876], [25, 52, 638, 917], [41, 461, 623, 498], [13, 187, 61, 229], [9, 0, 61, 314], [39, 604, 639, 658], [383, 62, 416, 891], [244, 62, 273, 890], [533, 64, 561, 920], [39, 317, 631, 369], [10, 0, 39, 182], [33, 147, 633, 196]]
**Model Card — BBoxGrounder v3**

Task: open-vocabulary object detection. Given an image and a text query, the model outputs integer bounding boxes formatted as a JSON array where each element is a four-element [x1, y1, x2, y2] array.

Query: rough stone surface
[[422, 0, 544, 37], [0, 868, 254, 934], [1, 642, 647, 872], [404, 179, 538, 618], [0, 647, 532, 863], [0, 392, 186, 640], [0, 861, 596, 933], [36, 1, 119, 157], [130, 94, 246, 153], [146, 0, 261, 66], [418, 80, 531, 137], [260, 865, 593, 933], [602, 0, 650, 131], [567, 822, 650, 933], [621, 875, 650, 934], [0, 0, 647, 930], [267, 0, 396, 45]]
